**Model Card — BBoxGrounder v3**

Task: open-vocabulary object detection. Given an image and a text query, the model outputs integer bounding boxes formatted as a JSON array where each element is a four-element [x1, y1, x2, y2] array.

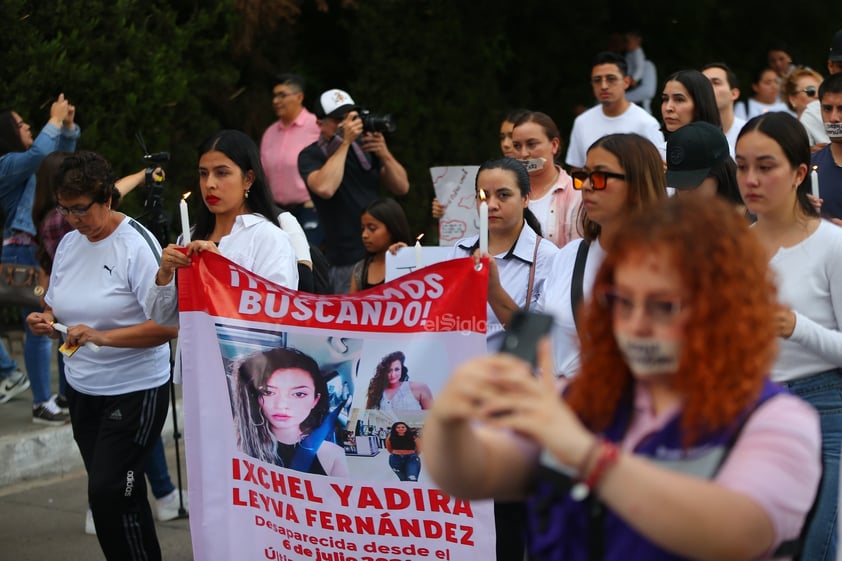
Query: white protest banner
[[431, 166, 479, 246], [384, 245, 454, 282], [178, 252, 495, 561]]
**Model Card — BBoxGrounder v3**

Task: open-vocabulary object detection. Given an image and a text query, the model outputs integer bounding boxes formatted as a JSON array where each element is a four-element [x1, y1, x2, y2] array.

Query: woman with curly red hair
[[422, 196, 821, 561]]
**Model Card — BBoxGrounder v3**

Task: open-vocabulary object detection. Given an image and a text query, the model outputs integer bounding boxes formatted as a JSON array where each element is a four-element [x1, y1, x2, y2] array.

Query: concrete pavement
[[0, 330, 194, 560]]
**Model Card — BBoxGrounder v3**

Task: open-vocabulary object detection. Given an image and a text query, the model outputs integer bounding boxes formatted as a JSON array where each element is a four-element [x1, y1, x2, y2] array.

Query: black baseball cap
[[665, 122, 730, 190], [830, 29, 842, 62]]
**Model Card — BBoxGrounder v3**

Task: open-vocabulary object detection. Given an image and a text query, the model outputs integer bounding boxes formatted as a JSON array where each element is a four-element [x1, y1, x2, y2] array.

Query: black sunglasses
[[799, 86, 818, 97], [571, 170, 627, 190]]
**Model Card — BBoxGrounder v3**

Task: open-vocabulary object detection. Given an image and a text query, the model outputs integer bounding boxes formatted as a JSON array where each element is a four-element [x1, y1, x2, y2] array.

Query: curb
[[0, 399, 184, 488]]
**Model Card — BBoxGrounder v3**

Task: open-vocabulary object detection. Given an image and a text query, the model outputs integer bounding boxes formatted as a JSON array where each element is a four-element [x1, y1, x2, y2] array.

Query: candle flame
[[478, 189, 486, 202], [416, 233, 425, 242], [812, 165, 818, 172], [182, 191, 192, 200]]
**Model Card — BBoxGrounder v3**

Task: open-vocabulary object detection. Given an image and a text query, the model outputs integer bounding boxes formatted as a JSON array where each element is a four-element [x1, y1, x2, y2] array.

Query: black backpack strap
[[571, 239, 590, 331]]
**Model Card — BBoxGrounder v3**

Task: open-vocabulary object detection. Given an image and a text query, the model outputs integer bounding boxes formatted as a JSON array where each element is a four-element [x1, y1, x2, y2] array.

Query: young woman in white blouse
[[736, 111, 842, 561]]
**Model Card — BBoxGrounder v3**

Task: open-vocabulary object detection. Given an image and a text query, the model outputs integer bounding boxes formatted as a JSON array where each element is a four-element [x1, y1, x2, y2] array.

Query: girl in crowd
[[0, 94, 79, 424], [538, 133, 666, 378], [659, 69, 721, 136], [26, 152, 178, 561], [736, 111, 842, 561], [365, 350, 432, 411], [745, 66, 793, 119], [385, 421, 420, 482], [148, 130, 298, 326], [349, 198, 411, 293], [233, 347, 349, 477], [449, 156, 558, 561], [449, 157, 558, 352], [511, 111, 582, 248], [423, 196, 821, 561]]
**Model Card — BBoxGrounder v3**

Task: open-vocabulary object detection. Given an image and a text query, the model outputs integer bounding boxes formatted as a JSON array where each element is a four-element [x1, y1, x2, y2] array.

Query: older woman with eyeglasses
[[26, 151, 178, 561], [782, 67, 824, 119], [537, 133, 667, 378]]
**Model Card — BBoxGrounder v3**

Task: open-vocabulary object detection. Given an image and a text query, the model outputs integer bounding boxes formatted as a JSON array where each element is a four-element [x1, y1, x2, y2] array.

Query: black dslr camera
[[358, 109, 397, 134]]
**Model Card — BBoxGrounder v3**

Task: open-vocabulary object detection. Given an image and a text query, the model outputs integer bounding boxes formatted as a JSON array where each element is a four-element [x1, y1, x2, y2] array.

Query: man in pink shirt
[[260, 73, 323, 244]]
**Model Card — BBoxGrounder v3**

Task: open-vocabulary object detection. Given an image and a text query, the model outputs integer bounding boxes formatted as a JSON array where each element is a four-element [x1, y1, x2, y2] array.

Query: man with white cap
[[298, 88, 409, 294], [801, 29, 842, 150]]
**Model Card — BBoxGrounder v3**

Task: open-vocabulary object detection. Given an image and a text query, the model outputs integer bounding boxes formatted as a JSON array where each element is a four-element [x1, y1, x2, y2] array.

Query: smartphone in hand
[[500, 310, 554, 368]]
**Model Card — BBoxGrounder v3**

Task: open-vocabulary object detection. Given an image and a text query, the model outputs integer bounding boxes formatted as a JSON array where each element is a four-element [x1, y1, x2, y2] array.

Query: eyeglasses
[[571, 170, 627, 190], [798, 86, 818, 97], [591, 75, 622, 85], [56, 200, 97, 217], [598, 288, 685, 324]]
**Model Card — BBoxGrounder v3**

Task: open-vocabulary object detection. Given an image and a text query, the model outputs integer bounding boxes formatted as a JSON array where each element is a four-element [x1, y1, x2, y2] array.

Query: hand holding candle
[[180, 192, 192, 244], [415, 233, 424, 270], [478, 189, 488, 255], [811, 166, 820, 200]]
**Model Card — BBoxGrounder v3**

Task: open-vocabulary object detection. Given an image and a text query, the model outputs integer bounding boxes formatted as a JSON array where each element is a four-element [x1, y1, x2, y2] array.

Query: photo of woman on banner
[[232, 347, 350, 477], [385, 421, 421, 482], [365, 350, 432, 411]]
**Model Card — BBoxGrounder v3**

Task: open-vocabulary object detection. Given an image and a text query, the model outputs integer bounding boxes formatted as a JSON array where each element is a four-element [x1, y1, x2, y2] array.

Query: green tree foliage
[[0, 0, 238, 238]]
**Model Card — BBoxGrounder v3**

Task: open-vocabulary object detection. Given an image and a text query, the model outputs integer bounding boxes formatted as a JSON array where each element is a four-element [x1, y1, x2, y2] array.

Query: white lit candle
[[415, 233, 424, 270], [180, 192, 192, 244], [811, 165, 820, 200], [478, 189, 488, 255]]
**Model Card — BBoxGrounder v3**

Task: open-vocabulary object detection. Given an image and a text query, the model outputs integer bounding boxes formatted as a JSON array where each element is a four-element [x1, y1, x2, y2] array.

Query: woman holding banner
[[448, 157, 559, 353], [147, 129, 299, 327], [233, 347, 349, 477], [422, 196, 821, 561]]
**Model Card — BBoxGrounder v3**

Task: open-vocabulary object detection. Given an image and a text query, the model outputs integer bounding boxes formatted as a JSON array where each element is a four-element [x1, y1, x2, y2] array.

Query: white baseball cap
[[315, 89, 358, 119]]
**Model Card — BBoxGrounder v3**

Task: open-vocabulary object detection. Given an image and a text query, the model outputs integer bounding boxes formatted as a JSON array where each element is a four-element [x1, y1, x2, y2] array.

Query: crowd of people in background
[[0, 22, 840, 561]]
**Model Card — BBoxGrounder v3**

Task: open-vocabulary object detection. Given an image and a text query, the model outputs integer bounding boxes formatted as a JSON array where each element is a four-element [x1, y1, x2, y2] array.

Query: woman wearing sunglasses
[[422, 196, 820, 561], [781, 67, 824, 119], [536, 133, 666, 378]]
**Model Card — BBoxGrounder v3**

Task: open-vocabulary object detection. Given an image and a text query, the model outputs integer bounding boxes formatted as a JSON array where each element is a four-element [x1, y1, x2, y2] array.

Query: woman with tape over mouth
[[510, 111, 582, 248], [423, 196, 821, 561], [146, 130, 299, 328]]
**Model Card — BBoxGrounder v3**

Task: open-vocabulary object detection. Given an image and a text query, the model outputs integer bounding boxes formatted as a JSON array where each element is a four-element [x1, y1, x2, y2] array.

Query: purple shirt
[[260, 108, 320, 206]]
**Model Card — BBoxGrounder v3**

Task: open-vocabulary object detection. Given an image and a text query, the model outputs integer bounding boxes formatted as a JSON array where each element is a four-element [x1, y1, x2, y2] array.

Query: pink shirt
[[527, 166, 582, 248], [260, 108, 320, 206], [625, 384, 821, 559]]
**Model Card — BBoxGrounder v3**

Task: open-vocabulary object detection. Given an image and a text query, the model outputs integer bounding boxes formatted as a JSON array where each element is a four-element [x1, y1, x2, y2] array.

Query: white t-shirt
[[46, 216, 171, 395], [449, 224, 559, 352], [745, 98, 795, 119], [800, 100, 830, 147], [724, 116, 747, 158], [537, 238, 607, 377], [769, 220, 842, 382], [146, 213, 298, 327], [565, 103, 665, 169]]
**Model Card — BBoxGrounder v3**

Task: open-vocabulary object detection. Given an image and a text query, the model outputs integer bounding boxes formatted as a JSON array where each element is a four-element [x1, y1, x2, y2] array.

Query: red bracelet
[[576, 437, 603, 478], [570, 441, 619, 501]]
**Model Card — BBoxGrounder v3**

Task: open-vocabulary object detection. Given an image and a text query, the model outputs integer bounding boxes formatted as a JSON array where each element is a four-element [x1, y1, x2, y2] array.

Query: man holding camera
[[298, 88, 409, 294]]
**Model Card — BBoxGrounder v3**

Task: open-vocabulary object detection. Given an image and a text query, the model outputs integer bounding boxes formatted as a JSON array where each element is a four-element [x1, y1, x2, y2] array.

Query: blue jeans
[[783, 370, 841, 561], [0, 337, 18, 378], [389, 453, 421, 482], [146, 435, 175, 499], [2, 243, 51, 404]]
